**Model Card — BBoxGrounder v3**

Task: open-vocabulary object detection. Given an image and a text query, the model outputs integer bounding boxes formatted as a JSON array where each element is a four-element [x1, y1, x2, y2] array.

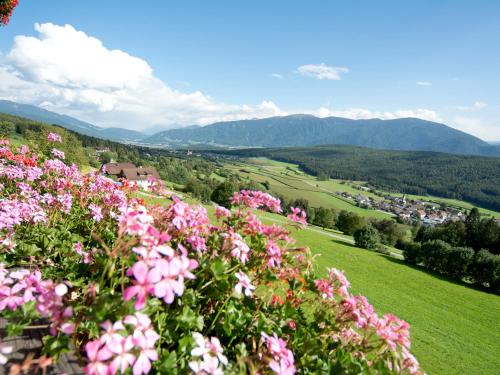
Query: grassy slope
[[223, 159, 393, 220], [290, 228, 500, 375]]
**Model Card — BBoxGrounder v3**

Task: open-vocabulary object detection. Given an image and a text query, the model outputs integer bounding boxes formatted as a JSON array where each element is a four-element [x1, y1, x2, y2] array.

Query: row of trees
[[414, 208, 500, 254], [403, 241, 499, 291]]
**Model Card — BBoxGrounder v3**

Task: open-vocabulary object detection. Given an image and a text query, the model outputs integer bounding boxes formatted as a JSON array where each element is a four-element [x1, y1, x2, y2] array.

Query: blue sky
[[0, 0, 499, 140]]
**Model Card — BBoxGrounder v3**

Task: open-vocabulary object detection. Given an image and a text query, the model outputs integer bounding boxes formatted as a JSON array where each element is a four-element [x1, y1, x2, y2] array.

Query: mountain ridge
[[144, 115, 500, 156], [0, 100, 145, 142]]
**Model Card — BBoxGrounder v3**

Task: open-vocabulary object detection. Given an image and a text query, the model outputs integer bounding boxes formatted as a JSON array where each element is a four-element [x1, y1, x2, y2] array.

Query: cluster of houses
[[101, 162, 160, 190], [338, 191, 465, 225]]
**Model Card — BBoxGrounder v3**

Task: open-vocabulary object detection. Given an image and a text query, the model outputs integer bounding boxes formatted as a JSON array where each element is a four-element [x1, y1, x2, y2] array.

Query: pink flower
[[231, 190, 282, 213], [287, 207, 307, 227], [47, 132, 62, 142], [214, 204, 231, 219], [84, 340, 109, 375], [261, 332, 296, 375], [89, 204, 104, 222], [51, 148, 65, 160], [107, 336, 136, 374], [124, 261, 161, 310]]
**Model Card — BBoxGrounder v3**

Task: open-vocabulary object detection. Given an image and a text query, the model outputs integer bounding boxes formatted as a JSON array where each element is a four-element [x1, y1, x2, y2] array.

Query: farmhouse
[[102, 162, 160, 189]]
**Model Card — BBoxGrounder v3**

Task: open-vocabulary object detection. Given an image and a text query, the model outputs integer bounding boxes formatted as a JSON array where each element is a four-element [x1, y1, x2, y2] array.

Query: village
[[337, 190, 466, 226]]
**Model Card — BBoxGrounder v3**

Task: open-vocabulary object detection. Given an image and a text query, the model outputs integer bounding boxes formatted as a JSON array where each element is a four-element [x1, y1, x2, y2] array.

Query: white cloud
[[271, 73, 284, 80], [311, 107, 442, 123], [454, 101, 487, 111], [0, 23, 448, 133], [296, 63, 348, 80], [0, 23, 286, 129], [416, 81, 432, 86]]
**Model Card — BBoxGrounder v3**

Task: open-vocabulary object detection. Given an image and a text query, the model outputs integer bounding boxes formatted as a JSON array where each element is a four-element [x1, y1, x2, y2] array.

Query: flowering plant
[[0, 0, 19, 25], [0, 133, 422, 374]]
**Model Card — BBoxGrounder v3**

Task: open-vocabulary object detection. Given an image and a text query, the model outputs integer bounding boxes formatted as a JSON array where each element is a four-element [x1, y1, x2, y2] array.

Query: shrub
[[403, 242, 422, 265], [337, 210, 365, 235], [420, 240, 451, 273], [444, 247, 475, 279], [0, 135, 423, 374], [468, 250, 500, 291], [210, 181, 237, 208], [354, 225, 380, 250]]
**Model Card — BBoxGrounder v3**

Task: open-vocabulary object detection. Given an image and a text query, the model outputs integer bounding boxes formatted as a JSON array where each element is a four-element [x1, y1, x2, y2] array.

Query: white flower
[[234, 271, 255, 298], [0, 342, 13, 365]]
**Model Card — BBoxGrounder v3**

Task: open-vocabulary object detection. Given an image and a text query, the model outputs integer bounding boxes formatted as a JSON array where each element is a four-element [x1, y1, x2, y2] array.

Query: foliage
[[468, 250, 500, 291], [337, 210, 366, 235], [354, 226, 380, 250], [402, 240, 499, 292], [210, 181, 238, 208], [0, 134, 423, 374]]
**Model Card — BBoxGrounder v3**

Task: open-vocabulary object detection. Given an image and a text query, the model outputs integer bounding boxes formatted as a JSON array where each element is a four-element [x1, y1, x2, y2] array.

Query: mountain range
[[1, 100, 499, 156], [0, 100, 144, 142], [144, 115, 500, 156]]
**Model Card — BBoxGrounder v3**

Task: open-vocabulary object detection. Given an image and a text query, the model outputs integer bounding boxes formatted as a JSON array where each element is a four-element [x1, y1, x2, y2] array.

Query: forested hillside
[[146, 115, 500, 156], [217, 145, 500, 211]]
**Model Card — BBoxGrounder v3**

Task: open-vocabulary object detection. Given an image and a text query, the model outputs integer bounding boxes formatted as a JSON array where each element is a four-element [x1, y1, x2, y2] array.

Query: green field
[[222, 157, 500, 219], [222, 158, 394, 220]]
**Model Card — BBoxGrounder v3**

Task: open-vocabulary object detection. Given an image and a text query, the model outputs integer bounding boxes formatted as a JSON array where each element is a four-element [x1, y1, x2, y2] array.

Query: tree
[[185, 179, 212, 203], [337, 210, 365, 235], [99, 151, 115, 164], [0, 121, 15, 137], [371, 219, 405, 246], [314, 207, 335, 229], [354, 225, 380, 250], [403, 242, 422, 265], [420, 240, 451, 272], [479, 219, 500, 252], [465, 208, 482, 249], [210, 181, 237, 208], [468, 250, 500, 291], [444, 247, 474, 279]]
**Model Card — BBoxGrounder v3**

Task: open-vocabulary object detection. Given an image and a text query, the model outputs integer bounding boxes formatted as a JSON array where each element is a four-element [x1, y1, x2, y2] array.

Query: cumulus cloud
[[0, 23, 286, 129], [296, 63, 348, 80], [454, 101, 487, 111], [311, 107, 442, 123], [416, 81, 432, 86]]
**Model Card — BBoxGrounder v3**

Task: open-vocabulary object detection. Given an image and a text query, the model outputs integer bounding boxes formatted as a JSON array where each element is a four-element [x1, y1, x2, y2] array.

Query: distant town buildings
[[336, 189, 466, 226]]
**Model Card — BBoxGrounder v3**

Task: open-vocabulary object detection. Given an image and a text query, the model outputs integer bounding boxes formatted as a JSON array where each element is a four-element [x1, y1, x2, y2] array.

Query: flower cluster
[[231, 190, 282, 213], [0, 133, 423, 374], [189, 332, 227, 375], [0, 0, 19, 25], [0, 264, 74, 335], [286, 207, 307, 227], [122, 204, 199, 309], [315, 267, 350, 299], [261, 332, 296, 375], [84, 312, 159, 375]]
